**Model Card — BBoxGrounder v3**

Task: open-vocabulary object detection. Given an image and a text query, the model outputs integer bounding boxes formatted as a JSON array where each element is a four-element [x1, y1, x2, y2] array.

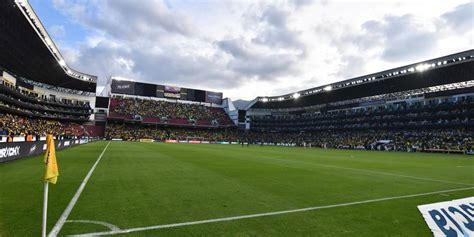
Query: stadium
[[0, 0, 473, 236]]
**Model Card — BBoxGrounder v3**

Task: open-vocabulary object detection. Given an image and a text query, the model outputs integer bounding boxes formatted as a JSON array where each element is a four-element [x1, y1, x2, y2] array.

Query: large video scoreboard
[[110, 79, 223, 104]]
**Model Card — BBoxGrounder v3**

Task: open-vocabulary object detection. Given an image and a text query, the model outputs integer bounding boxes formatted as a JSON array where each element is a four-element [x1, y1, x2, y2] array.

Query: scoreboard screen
[[110, 78, 223, 104], [142, 83, 157, 97], [194, 90, 206, 102], [206, 91, 223, 104]]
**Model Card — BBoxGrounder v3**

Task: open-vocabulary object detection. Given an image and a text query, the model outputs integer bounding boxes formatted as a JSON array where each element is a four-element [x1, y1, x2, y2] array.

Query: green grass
[[0, 141, 473, 236]]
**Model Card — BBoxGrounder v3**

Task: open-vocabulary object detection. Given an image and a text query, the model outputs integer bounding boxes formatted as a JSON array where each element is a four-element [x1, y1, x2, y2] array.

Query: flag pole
[[42, 181, 49, 237]]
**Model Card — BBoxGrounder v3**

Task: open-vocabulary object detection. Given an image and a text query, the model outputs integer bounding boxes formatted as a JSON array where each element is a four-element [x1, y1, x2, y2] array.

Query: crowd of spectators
[[105, 123, 238, 142], [245, 129, 474, 153], [104, 123, 473, 153], [111, 98, 231, 124], [252, 97, 474, 132], [0, 113, 81, 139]]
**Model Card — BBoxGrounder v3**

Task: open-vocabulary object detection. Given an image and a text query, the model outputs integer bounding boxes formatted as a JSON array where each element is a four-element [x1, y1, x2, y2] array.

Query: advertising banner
[[0, 139, 87, 163], [164, 92, 181, 99], [165, 86, 181, 93], [418, 197, 474, 237], [206, 91, 223, 104], [111, 79, 135, 95]]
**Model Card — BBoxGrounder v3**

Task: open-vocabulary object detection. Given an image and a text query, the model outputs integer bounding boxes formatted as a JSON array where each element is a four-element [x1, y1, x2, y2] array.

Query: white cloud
[[48, 0, 473, 99], [49, 24, 66, 38]]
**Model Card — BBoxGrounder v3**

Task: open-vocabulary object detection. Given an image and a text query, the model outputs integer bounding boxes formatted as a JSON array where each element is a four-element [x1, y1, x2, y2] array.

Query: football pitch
[[1, 141, 473, 236]]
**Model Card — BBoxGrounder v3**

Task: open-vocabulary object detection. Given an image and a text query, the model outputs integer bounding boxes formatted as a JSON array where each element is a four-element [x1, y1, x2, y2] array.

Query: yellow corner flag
[[44, 134, 59, 184]]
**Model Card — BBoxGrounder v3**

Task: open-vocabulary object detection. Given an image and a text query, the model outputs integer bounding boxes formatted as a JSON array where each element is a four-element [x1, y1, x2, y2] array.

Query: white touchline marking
[[48, 142, 111, 237], [70, 186, 474, 237], [65, 220, 121, 231], [252, 156, 474, 186]]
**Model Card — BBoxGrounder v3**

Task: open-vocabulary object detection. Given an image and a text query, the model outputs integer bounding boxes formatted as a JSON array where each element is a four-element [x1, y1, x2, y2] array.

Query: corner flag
[[44, 134, 59, 184], [43, 134, 59, 237]]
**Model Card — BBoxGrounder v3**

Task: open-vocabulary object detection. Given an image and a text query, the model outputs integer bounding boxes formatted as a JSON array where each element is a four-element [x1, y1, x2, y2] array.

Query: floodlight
[[293, 93, 300, 99], [323, 85, 332, 91], [415, 64, 429, 72]]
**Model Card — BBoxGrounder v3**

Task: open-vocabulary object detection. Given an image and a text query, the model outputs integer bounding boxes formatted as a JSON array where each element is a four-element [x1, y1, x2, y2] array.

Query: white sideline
[[48, 142, 111, 237], [70, 186, 474, 236], [255, 156, 474, 186]]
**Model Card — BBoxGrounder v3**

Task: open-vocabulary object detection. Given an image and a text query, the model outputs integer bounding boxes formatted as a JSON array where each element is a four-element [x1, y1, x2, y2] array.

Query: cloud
[[217, 38, 300, 80], [52, 0, 193, 40], [441, 2, 474, 32], [377, 14, 438, 62], [250, 5, 306, 51], [288, 0, 324, 9], [45, 0, 473, 100], [49, 25, 66, 38]]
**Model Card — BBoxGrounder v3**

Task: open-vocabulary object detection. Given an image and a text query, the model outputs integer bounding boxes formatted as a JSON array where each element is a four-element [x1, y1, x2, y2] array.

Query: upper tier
[[252, 50, 474, 109], [0, 0, 96, 92]]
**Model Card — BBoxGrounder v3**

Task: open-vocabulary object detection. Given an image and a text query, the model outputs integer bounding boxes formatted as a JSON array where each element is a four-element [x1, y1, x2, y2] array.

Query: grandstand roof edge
[[15, 0, 97, 83], [256, 49, 474, 101]]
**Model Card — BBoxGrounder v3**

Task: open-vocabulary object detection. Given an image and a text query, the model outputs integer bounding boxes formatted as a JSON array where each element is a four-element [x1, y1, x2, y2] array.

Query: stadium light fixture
[[293, 93, 300, 99], [323, 85, 332, 92], [261, 98, 268, 103], [416, 64, 430, 72], [58, 59, 66, 67]]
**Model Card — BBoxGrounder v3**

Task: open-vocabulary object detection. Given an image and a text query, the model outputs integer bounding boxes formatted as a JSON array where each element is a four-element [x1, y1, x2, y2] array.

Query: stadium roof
[[0, 0, 97, 92], [252, 50, 474, 109]]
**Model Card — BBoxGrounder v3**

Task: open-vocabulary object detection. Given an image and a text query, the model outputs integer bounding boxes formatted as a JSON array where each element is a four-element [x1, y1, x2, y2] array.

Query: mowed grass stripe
[[0, 141, 111, 237], [154, 143, 472, 187], [60, 142, 309, 234], [174, 143, 474, 184], [106, 189, 474, 237], [49, 141, 111, 237], [71, 187, 474, 237], [58, 142, 474, 236]]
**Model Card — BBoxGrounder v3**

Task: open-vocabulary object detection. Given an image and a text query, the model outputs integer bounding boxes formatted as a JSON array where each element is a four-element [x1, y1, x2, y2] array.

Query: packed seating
[[103, 121, 473, 153], [251, 97, 474, 132], [244, 129, 473, 153], [105, 123, 239, 141], [109, 98, 233, 126], [246, 93, 474, 153], [0, 113, 87, 139]]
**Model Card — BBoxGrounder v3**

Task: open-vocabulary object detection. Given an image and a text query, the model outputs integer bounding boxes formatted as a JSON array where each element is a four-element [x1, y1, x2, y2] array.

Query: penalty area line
[[48, 141, 111, 237], [70, 186, 474, 236]]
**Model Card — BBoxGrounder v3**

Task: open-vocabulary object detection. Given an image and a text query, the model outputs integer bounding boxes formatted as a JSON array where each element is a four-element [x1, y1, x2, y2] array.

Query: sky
[[29, 0, 473, 100]]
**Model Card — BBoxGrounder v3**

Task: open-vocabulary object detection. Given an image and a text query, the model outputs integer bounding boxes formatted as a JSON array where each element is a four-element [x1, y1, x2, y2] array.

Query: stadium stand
[[244, 50, 474, 154], [0, 0, 100, 145], [0, 80, 92, 122], [0, 0, 472, 156], [108, 97, 234, 127], [105, 123, 238, 142]]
